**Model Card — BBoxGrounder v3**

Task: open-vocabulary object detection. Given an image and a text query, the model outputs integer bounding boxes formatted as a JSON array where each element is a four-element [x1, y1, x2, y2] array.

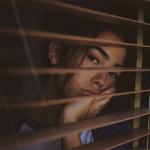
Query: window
[[0, 0, 150, 149]]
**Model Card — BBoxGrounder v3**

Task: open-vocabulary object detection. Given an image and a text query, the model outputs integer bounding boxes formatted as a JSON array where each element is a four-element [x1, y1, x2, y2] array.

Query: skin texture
[[46, 31, 127, 149]]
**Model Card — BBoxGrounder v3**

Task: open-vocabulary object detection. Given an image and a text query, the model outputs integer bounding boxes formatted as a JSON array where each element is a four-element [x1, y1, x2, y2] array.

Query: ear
[[48, 42, 59, 65]]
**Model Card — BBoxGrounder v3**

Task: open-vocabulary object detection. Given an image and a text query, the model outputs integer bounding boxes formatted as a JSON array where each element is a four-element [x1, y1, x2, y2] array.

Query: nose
[[91, 73, 109, 91]]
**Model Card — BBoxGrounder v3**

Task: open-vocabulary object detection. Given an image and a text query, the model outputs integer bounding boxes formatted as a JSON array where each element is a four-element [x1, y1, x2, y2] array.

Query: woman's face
[[62, 31, 127, 98]]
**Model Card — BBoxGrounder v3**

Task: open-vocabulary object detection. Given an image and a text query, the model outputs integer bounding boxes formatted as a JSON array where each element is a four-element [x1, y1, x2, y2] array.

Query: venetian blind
[[0, 0, 150, 149]]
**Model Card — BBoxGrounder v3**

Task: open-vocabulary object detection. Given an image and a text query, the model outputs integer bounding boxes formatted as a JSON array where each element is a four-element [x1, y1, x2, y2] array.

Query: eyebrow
[[89, 45, 123, 67], [92, 46, 109, 60]]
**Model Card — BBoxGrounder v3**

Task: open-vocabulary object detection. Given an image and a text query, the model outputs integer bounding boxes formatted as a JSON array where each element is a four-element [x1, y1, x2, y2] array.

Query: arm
[[60, 88, 115, 149]]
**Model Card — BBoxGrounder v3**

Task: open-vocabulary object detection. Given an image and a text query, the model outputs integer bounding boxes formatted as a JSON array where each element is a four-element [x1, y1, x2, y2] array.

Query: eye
[[88, 55, 100, 65], [109, 72, 119, 80]]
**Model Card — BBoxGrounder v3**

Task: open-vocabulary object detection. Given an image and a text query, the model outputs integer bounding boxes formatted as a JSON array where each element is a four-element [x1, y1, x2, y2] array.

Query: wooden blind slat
[[1, 29, 150, 49], [0, 1, 149, 149], [132, 148, 148, 150], [0, 108, 149, 149], [0, 89, 150, 109], [0, 68, 150, 76], [1, 67, 150, 76], [72, 129, 150, 150], [1, 0, 150, 28]]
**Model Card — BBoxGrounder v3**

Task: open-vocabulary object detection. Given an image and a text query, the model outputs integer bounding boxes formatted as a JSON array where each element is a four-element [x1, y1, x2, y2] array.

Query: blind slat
[[0, 108, 149, 148], [72, 129, 150, 150], [0, 68, 150, 76], [133, 148, 148, 150], [1, 29, 150, 49], [1, 89, 149, 108], [1, 0, 150, 28]]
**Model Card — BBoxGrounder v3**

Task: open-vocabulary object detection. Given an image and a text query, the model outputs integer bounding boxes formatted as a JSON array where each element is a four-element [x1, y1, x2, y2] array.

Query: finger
[[87, 88, 115, 117], [102, 87, 115, 94]]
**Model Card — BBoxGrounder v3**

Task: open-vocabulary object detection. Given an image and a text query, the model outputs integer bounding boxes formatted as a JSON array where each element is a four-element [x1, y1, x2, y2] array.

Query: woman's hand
[[60, 87, 115, 149], [61, 87, 115, 123]]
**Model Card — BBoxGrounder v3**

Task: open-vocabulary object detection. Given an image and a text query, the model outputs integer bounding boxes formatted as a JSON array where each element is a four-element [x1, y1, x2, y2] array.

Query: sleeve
[[80, 130, 94, 144]]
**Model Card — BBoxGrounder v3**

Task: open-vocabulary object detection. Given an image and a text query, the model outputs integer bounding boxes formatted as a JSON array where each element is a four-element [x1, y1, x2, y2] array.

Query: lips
[[81, 89, 99, 96]]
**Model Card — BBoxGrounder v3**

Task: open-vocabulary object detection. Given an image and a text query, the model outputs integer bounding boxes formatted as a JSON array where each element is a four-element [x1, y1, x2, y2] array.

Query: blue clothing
[[80, 121, 130, 149], [92, 121, 130, 150], [19, 122, 130, 150], [80, 130, 94, 144], [16, 87, 130, 149]]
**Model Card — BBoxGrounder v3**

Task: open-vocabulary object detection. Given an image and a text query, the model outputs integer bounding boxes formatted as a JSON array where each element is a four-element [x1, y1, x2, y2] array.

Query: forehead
[[97, 31, 124, 42], [97, 31, 127, 64], [68, 31, 127, 66]]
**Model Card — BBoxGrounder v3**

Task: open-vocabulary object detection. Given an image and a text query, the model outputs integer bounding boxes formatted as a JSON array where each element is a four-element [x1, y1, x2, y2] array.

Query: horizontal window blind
[[0, 108, 149, 149], [1, 0, 150, 27], [0, 0, 150, 149], [1, 29, 150, 48], [0, 89, 149, 109], [72, 129, 150, 150]]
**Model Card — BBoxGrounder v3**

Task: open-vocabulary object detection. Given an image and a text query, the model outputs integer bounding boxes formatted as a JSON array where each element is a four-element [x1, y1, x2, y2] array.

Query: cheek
[[63, 74, 82, 96], [63, 57, 98, 96], [64, 73, 91, 94], [69, 73, 85, 89]]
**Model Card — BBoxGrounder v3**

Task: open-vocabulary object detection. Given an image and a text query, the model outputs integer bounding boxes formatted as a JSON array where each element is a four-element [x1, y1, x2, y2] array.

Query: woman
[[24, 30, 127, 149], [5, 29, 130, 150]]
